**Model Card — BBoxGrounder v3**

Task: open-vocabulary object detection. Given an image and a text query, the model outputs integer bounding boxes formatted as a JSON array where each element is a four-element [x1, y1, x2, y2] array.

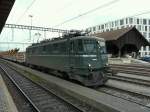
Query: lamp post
[[29, 15, 33, 27], [35, 32, 41, 43], [29, 15, 33, 41]]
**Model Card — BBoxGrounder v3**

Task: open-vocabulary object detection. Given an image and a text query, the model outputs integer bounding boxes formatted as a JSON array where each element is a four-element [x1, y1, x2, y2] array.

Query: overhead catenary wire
[[53, 0, 120, 27], [130, 10, 150, 18], [16, 0, 37, 24]]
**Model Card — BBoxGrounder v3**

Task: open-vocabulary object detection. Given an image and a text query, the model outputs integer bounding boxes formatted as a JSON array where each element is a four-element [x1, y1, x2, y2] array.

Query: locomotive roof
[[27, 36, 104, 48]]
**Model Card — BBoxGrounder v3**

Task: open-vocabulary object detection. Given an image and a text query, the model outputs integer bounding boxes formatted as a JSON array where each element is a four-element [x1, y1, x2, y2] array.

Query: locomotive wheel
[[62, 72, 69, 79]]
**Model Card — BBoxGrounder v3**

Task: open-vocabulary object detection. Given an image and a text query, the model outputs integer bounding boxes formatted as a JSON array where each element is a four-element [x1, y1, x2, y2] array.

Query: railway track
[[97, 85, 150, 108], [108, 75, 150, 87], [0, 63, 85, 112], [110, 63, 150, 76], [96, 74, 150, 108], [2, 59, 150, 111], [0, 68, 39, 112], [107, 76, 150, 96], [96, 64, 150, 108]]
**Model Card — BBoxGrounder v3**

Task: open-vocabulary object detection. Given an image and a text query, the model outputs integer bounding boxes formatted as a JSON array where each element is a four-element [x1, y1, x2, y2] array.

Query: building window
[[142, 26, 144, 31], [101, 25, 104, 29], [98, 26, 101, 30], [93, 27, 96, 31], [145, 26, 147, 31], [147, 46, 149, 51], [120, 19, 124, 25], [109, 23, 111, 27], [115, 21, 118, 26], [106, 29, 109, 31], [143, 19, 147, 25], [110, 28, 113, 31], [137, 19, 139, 24], [126, 18, 128, 24], [145, 52, 147, 55], [112, 22, 114, 27], [143, 46, 146, 51], [90, 28, 92, 32], [129, 18, 133, 24]]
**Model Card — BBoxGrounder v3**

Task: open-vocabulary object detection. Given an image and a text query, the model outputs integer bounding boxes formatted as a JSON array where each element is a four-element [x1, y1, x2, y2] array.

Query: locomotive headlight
[[88, 63, 92, 71], [106, 63, 109, 66], [88, 63, 91, 67]]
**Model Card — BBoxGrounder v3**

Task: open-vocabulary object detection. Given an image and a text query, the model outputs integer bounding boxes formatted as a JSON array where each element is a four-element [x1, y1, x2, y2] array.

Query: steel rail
[[2, 59, 150, 111], [111, 66, 150, 72], [110, 64, 150, 69], [0, 64, 41, 112], [1, 63, 85, 112], [105, 77, 150, 97], [111, 68, 150, 76], [110, 65, 150, 76], [96, 85, 150, 108], [108, 75, 150, 86]]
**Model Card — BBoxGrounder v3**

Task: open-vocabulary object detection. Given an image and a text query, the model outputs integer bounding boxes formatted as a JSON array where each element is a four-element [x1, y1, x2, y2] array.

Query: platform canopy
[[94, 27, 150, 57], [0, 0, 15, 33]]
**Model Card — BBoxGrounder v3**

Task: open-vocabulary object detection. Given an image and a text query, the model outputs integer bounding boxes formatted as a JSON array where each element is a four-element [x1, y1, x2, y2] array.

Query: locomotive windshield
[[76, 39, 106, 54], [83, 40, 97, 54], [98, 41, 107, 54], [76, 39, 97, 54]]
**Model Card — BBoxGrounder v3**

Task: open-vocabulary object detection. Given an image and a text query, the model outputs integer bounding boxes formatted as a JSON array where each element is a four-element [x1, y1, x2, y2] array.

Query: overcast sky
[[1, 0, 150, 51]]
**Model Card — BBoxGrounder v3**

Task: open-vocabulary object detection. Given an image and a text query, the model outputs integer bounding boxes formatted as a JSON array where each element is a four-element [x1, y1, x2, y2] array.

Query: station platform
[[4, 59, 150, 112], [0, 74, 18, 112]]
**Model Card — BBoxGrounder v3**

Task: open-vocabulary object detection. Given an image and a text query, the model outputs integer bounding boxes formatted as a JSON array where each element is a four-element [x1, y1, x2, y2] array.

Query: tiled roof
[[93, 27, 134, 41]]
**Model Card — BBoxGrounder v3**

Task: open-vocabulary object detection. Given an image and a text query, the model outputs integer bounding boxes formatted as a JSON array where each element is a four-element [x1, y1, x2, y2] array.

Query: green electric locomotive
[[26, 32, 109, 86]]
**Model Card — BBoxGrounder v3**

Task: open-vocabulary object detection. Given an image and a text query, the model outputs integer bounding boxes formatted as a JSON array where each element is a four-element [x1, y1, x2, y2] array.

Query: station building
[[86, 17, 150, 57], [93, 27, 149, 58]]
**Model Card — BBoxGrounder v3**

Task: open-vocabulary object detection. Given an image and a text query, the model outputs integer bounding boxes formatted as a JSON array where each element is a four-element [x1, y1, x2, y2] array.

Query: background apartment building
[[86, 17, 150, 57]]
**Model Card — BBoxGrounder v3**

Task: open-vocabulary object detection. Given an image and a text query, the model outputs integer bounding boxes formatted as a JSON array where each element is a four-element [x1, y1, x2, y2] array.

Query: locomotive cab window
[[83, 39, 97, 54], [98, 41, 107, 54], [76, 39, 97, 54]]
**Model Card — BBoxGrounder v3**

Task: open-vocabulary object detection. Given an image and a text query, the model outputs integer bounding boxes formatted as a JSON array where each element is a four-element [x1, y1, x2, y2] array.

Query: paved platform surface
[[0, 74, 18, 112], [6, 60, 150, 112]]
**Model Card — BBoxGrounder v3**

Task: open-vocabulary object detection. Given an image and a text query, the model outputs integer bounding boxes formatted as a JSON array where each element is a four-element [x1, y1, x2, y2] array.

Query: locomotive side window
[[83, 40, 97, 54], [47, 44, 52, 53], [70, 41, 76, 54], [98, 41, 107, 54], [52, 43, 59, 54], [42, 46, 46, 54], [36, 46, 42, 54], [77, 39, 83, 54], [60, 42, 67, 54]]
